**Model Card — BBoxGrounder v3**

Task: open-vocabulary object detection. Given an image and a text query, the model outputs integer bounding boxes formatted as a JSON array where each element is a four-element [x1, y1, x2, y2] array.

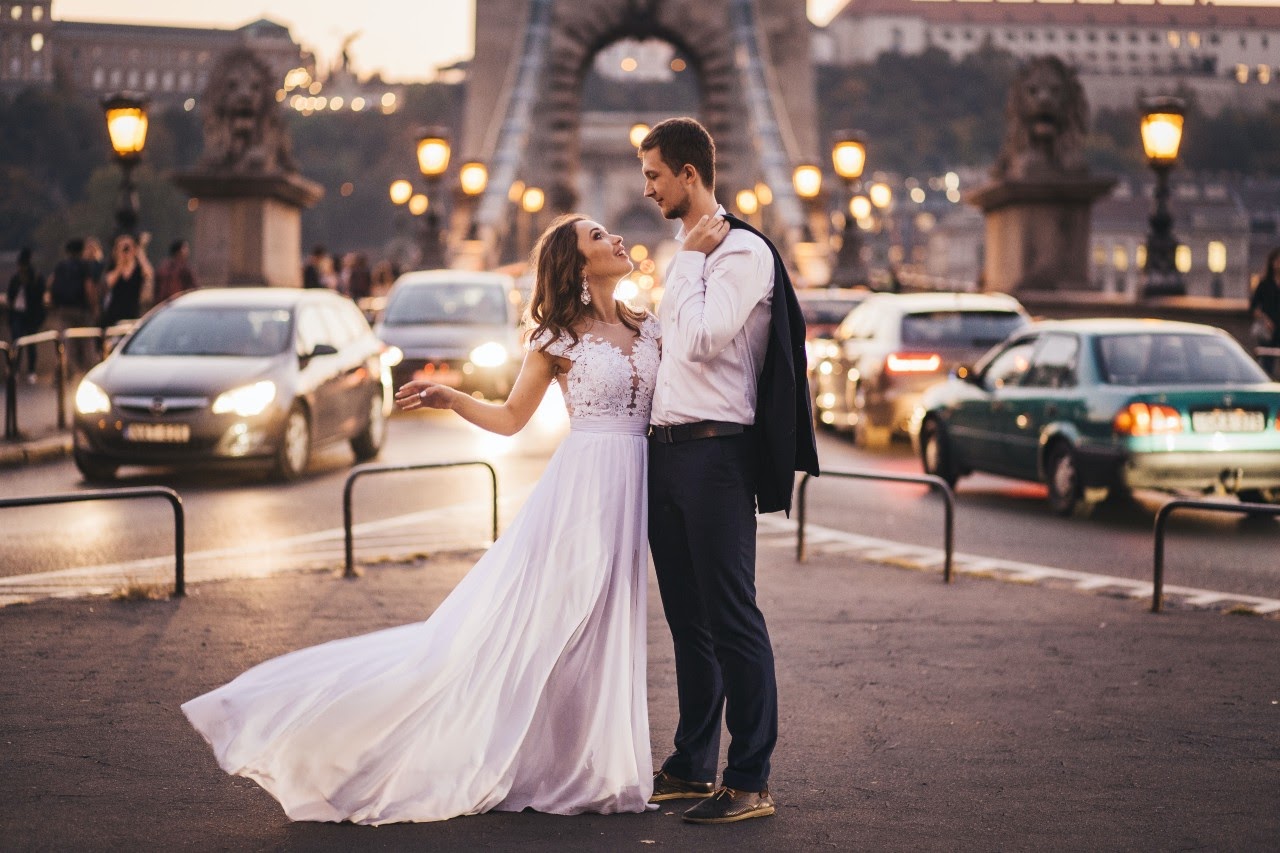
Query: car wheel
[[273, 403, 311, 481], [1045, 442, 1083, 516], [73, 450, 117, 483], [350, 390, 387, 462], [920, 419, 958, 488]]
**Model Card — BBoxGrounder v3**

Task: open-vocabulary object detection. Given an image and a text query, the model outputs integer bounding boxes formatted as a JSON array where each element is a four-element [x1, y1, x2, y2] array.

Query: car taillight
[[885, 352, 942, 374], [1113, 402, 1183, 436]]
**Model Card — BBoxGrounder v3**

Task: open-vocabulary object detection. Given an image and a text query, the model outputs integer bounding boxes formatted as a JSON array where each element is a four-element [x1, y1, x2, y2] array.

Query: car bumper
[[392, 359, 515, 399], [74, 408, 287, 465], [1121, 449, 1280, 492]]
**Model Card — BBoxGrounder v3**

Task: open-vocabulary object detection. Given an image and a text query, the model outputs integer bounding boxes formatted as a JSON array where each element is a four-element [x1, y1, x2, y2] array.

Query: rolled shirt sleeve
[[662, 241, 774, 364]]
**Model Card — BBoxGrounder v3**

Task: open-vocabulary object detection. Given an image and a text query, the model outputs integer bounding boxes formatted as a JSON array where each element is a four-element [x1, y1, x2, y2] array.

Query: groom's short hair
[[639, 118, 715, 190]]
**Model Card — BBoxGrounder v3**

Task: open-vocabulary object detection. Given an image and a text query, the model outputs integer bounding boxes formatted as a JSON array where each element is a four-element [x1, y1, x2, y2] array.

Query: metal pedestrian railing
[[0, 486, 185, 595], [796, 469, 957, 582], [1151, 498, 1280, 613], [2, 323, 133, 439], [343, 460, 499, 579]]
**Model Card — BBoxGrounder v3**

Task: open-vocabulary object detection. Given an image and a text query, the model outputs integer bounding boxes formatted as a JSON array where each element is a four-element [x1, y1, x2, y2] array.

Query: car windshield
[[900, 310, 1025, 348], [384, 283, 509, 326], [800, 298, 863, 326], [1095, 333, 1268, 385], [122, 307, 293, 357]]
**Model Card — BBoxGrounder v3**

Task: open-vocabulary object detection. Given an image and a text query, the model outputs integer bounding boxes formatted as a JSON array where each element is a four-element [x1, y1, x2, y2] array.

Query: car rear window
[[800, 298, 863, 326], [900, 311, 1025, 348], [1095, 333, 1268, 385], [122, 307, 293, 357], [384, 283, 509, 326]]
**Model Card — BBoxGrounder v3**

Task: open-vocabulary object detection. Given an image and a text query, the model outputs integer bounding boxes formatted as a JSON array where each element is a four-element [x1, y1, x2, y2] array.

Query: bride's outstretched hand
[[395, 380, 455, 411]]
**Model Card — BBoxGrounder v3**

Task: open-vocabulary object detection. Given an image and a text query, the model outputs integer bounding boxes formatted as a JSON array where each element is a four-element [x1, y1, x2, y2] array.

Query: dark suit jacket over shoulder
[[725, 215, 819, 514]]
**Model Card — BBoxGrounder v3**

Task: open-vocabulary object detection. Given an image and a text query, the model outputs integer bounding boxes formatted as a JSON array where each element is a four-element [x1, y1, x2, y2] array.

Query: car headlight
[[212, 380, 277, 417], [75, 379, 110, 415], [380, 346, 403, 368], [469, 342, 509, 368]]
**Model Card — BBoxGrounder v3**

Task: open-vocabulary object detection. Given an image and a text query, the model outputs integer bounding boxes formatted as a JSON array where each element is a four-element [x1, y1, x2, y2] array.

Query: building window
[[126, 69, 138, 87], [1209, 33, 1220, 45], [32, 4, 42, 20], [10, 5, 22, 20], [1168, 31, 1181, 48], [1027, 30, 1036, 42], [942, 29, 953, 41], [1188, 32, 1201, 48], [1087, 31, 1098, 43], [1067, 31, 1077, 43], [1107, 32, 1118, 43], [92, 67, 104, 87], [180, 70, 192, 88], [1264, 36, 1270, 48], [1236, 63, 1249, 83], [30, 32, 42, 51], [963, 29, 973, 41], [162, 70, 174, 90], [1260, 65, 1272, 85], [144, 69, 156, 89], [1128, 32, 1138, 44], [109, 68, 121, 86], [1047, 31, 1057, 43]]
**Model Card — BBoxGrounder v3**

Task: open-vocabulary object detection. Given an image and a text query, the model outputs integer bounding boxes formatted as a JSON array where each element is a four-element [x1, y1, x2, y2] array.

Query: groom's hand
[[683, 214, 730, 255]]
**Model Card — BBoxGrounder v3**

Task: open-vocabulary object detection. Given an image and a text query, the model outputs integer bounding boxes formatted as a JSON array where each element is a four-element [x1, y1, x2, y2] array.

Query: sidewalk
[[0, 370, 74, 468], [1, 537, 1276, 851]]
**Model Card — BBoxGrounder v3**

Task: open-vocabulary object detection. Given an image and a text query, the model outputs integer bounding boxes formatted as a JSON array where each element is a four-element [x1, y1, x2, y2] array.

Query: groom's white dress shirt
[[650, 204, 775, 427]]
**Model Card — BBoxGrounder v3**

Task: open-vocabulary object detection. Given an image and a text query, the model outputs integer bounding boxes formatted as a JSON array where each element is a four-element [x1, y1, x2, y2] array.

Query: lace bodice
[[531, 315, 660, 423]]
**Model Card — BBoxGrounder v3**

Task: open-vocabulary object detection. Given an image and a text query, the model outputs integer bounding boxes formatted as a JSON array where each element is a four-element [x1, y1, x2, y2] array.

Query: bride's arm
[[393, 349, 558, 436]]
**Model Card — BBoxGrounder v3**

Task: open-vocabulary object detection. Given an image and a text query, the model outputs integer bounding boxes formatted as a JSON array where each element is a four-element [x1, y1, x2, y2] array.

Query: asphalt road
[[1, 401, 1276, 602]]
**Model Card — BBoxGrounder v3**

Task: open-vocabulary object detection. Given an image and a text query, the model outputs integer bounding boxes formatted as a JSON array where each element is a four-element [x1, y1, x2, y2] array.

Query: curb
[[0, 434, 73, 470]]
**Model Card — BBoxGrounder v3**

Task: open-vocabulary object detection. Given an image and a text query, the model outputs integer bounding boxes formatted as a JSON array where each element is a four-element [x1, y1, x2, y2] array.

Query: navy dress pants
[[648, 431, 777, 792]]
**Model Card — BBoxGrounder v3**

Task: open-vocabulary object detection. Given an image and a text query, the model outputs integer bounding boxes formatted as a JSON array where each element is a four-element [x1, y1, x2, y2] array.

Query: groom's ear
[[680, 163, 699, 186]]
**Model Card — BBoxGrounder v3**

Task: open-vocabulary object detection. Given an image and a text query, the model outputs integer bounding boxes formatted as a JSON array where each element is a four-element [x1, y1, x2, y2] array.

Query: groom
[[639, 117, 819, 824]]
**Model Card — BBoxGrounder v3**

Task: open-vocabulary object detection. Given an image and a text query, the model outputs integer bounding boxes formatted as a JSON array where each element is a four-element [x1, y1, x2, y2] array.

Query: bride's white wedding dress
[[182, 315, 661, 825]]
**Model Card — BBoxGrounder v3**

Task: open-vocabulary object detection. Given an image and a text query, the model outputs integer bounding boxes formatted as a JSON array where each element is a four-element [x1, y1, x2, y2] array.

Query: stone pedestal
[[172, 172, 322, 288], [968, 177, 1114, 293]]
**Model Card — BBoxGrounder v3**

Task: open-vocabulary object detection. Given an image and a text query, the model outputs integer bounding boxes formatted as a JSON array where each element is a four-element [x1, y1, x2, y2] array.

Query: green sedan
[[910, 319, 1280, 515]]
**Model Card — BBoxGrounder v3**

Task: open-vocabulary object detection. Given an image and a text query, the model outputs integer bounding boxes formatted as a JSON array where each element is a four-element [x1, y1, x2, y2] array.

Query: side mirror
[[300, 343, 338, 363]]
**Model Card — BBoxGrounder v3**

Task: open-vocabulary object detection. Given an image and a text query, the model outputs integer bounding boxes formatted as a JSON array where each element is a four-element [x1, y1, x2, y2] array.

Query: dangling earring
[[580, 275, 592, 306]]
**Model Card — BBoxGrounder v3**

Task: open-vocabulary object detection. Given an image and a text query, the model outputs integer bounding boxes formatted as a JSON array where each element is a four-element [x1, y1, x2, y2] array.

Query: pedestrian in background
[[47, 238, 97, 371], [302, 245, 326, 289], [345, 252, 372, 303], [155, 239, 197, 303], [101, 232, 153, 327], [7, 247, 47, 383], [1248, 246, 1280, 377]]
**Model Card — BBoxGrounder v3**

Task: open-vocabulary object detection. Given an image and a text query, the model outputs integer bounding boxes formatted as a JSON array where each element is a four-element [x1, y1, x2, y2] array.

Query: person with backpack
[[48, 238, 96, 371]]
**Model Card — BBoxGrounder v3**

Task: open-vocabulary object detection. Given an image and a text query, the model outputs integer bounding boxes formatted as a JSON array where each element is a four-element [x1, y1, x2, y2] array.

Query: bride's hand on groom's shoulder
[[682, 214, 730, 256], [394, 380, 455, 411]]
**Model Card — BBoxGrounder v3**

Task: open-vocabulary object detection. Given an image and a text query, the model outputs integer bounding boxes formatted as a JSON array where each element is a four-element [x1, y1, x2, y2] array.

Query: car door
[[951, 336, 1037, 474], [318, 301, 374, 437], [1001, 333, 1082, 479], [294, 304, 345, 441]]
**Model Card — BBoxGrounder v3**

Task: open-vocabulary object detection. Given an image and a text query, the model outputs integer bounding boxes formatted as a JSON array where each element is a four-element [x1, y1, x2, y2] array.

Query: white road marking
[[760, 514, 1280, 617]]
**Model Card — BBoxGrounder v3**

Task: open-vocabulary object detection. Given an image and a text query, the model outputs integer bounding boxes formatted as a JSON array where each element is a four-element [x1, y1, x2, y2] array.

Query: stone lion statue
[[199, 48, 296, 174], [994, 56, 1088, 180]]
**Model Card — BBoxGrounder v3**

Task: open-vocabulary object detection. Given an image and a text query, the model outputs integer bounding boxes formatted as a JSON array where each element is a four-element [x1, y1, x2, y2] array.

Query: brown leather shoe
[[681, 786, 776, 824], [649, 770, 716, 803]]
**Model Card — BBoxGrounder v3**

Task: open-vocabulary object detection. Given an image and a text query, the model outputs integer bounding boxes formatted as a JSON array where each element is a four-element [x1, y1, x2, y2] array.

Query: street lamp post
[[459, 161, 488, 240], [1139, 96, 1186, 298], [416, 128, 451, 269], [102, 92, 150, 236], [830, 131, 868, 288]]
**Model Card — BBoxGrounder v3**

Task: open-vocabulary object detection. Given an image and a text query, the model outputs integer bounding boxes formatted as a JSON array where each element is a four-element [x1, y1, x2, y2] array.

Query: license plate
[[124, 422, 191, 443], [414, 366, 461, 388], [1190, 409, 1265, 433]]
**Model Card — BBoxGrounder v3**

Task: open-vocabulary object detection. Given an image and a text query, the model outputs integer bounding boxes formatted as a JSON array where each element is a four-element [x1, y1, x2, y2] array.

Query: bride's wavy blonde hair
[[527, 213, 644, 353]]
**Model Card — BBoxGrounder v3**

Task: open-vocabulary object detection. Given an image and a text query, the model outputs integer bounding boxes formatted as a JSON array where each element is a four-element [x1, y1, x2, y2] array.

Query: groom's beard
[[663, 198, 690, 220]]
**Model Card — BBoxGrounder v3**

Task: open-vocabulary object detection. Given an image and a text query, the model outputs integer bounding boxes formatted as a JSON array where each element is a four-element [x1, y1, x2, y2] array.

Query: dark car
[[374, 270, 522, 400], [810, 291, 1030, 446], [912, 319, 1280, 515], [72, 288, 392, 482]]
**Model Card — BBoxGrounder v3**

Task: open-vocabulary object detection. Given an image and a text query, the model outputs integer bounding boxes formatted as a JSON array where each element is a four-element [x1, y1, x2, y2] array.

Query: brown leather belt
[[647, 420, 747, 444]]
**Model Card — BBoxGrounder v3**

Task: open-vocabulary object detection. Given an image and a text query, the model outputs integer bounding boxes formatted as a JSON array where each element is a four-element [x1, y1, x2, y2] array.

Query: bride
[[182, 214, 660, 824]]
